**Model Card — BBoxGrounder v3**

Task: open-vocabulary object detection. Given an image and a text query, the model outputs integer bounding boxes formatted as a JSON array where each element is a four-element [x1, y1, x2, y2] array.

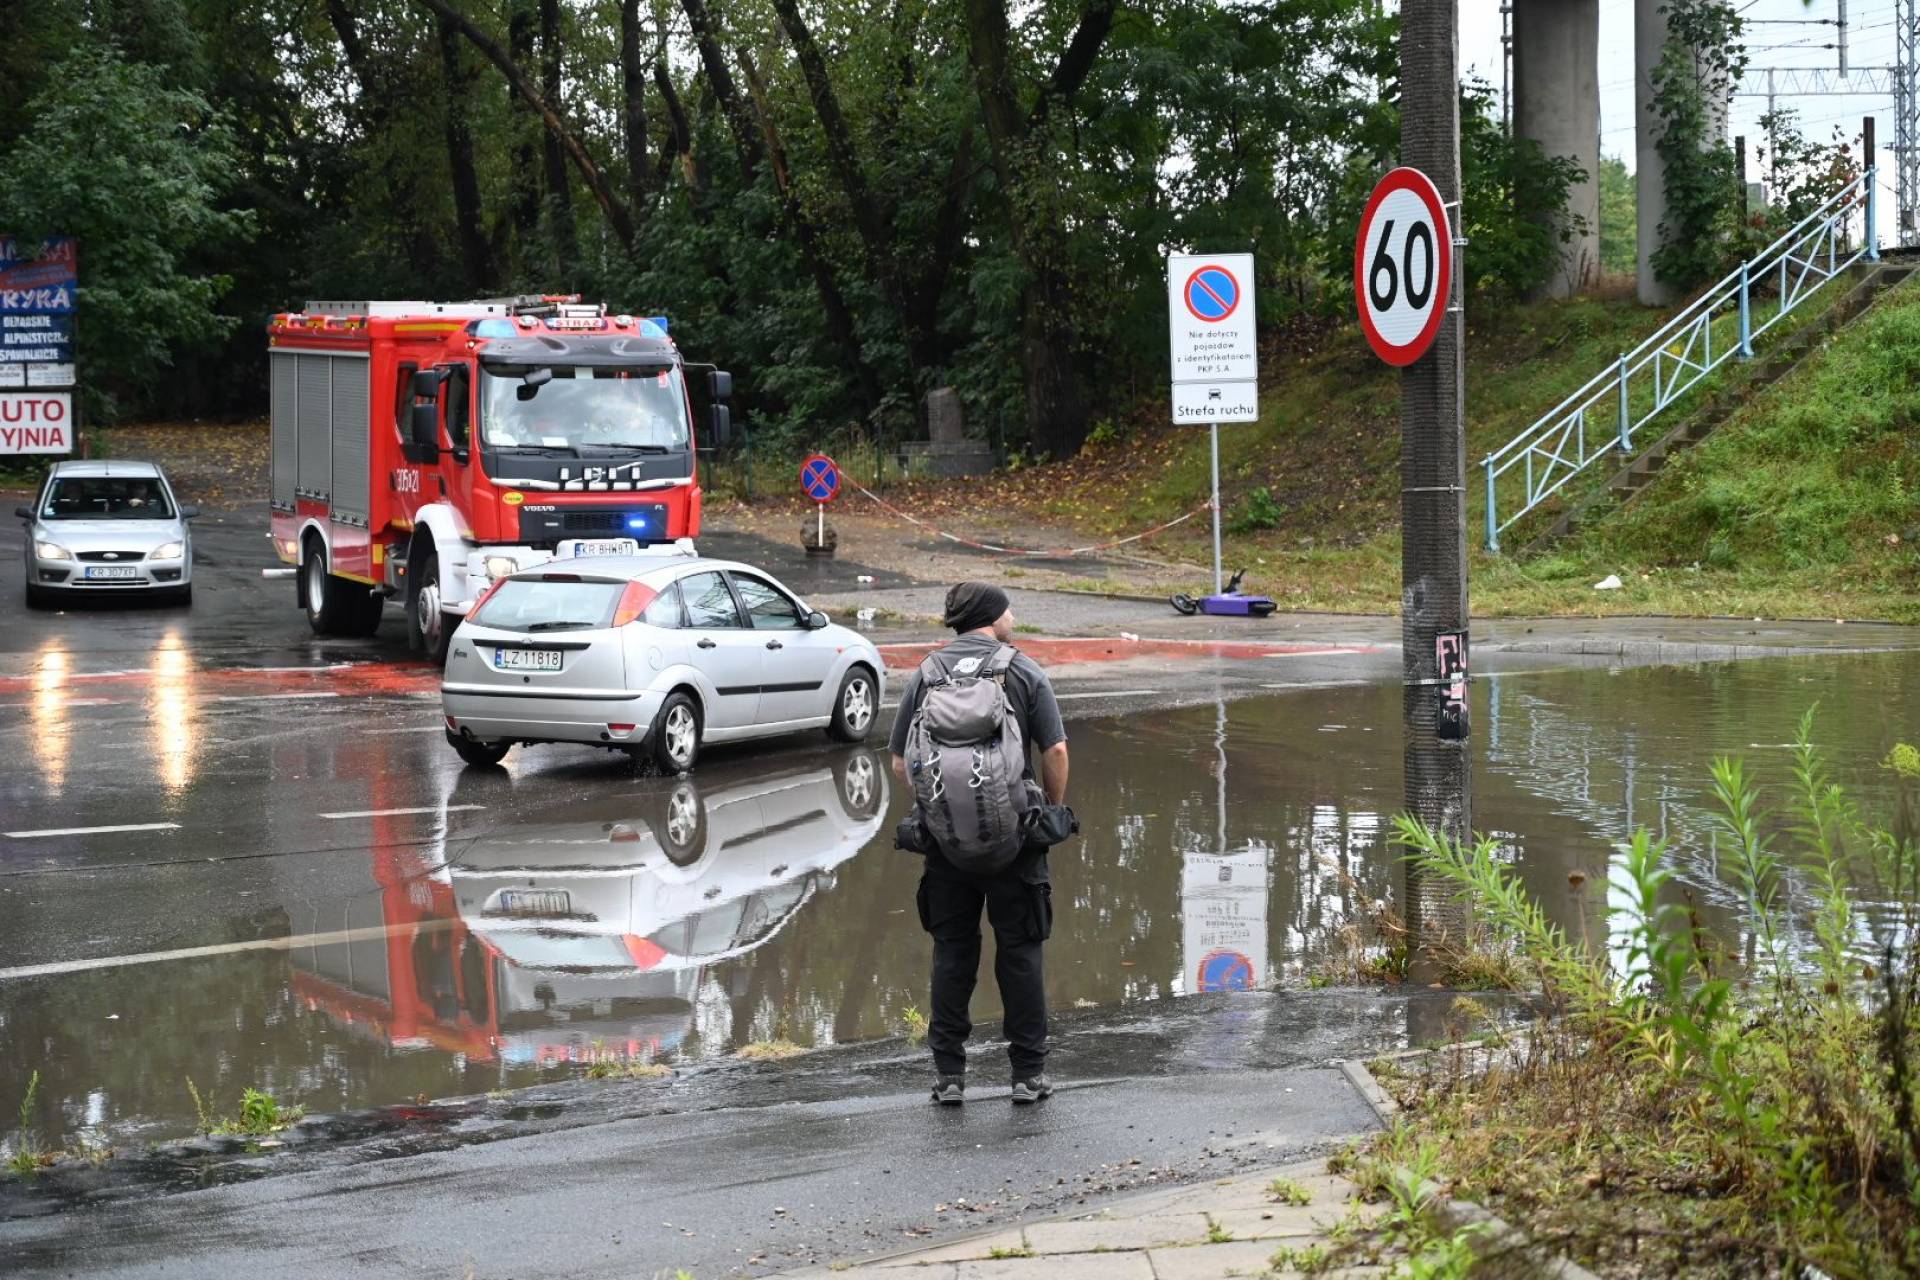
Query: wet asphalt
[[5, 502, 1920, 1276]]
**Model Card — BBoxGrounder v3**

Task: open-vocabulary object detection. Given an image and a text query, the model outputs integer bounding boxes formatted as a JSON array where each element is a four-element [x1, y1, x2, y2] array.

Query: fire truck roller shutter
[[295, 355, 333, 502], [270, 352, 297, 509], [329, 357, 371, 524]]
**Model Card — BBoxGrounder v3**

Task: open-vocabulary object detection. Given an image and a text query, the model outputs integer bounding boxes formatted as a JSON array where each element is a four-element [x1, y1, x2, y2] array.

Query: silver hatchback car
[[442, 555, 885, 771], [17, 460, 199, 608]]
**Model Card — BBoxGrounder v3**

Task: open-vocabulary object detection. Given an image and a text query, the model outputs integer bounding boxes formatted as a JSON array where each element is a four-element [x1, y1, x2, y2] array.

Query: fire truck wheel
[[408, 554, 453, 661], [303, 543, 362, 635], [647, 691, 702, 773], [347, 587, 384, 636], [446, 729, 510, 768]]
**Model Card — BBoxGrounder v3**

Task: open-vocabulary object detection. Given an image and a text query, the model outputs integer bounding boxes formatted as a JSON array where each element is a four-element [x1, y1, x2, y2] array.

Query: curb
[[1344, 1053, 1603, 1280]]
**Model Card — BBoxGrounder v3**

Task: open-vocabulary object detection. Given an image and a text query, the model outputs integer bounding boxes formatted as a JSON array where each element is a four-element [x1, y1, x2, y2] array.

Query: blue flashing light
[[641, 315, 669, 337], [474, 318, 516, 338], [626, 514, 652, 531]]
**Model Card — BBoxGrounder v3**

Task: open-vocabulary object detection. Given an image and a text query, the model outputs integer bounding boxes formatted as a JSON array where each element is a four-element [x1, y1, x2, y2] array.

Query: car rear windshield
[[40, 476, 174, 519], [470, 577, 626, 632]]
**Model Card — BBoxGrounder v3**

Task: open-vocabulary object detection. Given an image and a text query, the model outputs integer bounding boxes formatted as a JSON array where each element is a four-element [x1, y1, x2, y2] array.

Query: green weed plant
[[1371, 709, 1920, 1277]]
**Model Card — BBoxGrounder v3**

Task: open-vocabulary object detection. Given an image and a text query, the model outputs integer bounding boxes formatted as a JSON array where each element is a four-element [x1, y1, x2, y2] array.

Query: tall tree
[[436, 12, 497, 290], [619, 0, 650, 224], [963, 0, 1116, 459], [538, 0, 577, 274]]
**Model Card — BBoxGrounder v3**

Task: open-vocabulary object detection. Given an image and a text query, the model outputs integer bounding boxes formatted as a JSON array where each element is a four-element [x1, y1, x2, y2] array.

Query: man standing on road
[[890, 582, 1069, 1106]]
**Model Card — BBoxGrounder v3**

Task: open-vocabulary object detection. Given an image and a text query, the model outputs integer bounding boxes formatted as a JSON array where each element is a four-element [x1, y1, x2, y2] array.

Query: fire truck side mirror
[[708, 404, 732, 448], [411, 369, 443, 398], [408, 402, 441, 461], [707, 370, 733, 401]]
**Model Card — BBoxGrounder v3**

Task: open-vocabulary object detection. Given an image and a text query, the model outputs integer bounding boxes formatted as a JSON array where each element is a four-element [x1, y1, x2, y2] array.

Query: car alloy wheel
[[666, 783, 700, 846], [663, 703, 697, 768], [842, 676, 873, 734]]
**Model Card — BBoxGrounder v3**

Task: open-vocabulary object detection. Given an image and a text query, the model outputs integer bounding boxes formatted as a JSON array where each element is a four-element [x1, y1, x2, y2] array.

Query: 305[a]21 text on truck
[[266, 295, 733, 659]]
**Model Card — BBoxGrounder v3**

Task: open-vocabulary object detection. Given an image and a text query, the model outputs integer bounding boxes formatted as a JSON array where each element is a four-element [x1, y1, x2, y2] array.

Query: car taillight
[[611, 581, 657, 627]]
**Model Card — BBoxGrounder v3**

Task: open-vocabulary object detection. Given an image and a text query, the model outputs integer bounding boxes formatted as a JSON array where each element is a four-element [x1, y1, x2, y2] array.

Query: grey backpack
[[903, 644, 1037, 873]]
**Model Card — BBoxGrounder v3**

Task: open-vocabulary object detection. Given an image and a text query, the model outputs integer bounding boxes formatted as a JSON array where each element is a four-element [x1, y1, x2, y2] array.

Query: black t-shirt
[[887, 634, 1067, 778]]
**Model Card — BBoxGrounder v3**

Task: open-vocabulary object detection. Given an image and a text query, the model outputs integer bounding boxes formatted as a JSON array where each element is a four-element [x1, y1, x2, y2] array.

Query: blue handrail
[[1481, 168, 1876, 551]]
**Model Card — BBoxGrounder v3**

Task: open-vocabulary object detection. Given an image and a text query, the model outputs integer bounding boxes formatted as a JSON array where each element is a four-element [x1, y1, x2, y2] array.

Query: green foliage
[[1383, 710, 1920, 1275], [1459, 79, 1589, 299], [1227, 486, 1285, 533], [1597, 153, 1636, 278], [186, 1079, 301, 1136], [1753, 108, 1859, 236], [7, 1070, 41, 1176], [1268, 1175, 1313, 1206], [1649, 0, 1746, 290], [0, 40, 250, 422]]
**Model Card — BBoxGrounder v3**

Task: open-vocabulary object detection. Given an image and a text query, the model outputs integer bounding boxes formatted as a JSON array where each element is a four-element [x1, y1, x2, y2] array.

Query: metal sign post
[[1166, 252, 1257, 595]]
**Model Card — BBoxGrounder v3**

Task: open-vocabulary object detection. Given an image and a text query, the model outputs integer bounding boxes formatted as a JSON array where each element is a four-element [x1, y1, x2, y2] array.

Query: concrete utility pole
[[1512, 0, 1600, 297], [1398, 0, 1471, 964]]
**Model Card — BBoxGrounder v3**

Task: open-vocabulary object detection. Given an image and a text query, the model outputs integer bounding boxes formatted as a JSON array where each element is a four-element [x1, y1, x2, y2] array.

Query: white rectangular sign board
[[26, 362, 74, 387], [0, 391, 73, 453], [1178, 845, 1271, 994], [1167, 251, 1257, 425]]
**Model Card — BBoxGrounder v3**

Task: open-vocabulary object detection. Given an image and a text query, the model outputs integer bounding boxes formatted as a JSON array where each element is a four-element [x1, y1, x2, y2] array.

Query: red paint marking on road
[[873, 637, 1386, 670], [0, 660, 441, 699]]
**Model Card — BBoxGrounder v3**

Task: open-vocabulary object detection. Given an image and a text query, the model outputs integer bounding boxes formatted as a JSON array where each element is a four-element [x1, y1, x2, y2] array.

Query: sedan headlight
[[34, 540, 70, 561], [483, 555, 519, 580], [151, 541, 184, 560]]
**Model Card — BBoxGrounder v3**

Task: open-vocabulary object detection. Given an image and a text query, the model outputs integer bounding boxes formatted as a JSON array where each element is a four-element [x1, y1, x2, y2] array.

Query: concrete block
[[1021, 1211, 1213, 1252], [955, 1253, 1154, 1280], [926, 387, 966, 446], [1144, 1239, 1287, 1279], [877, 1230, 1029, 1265]]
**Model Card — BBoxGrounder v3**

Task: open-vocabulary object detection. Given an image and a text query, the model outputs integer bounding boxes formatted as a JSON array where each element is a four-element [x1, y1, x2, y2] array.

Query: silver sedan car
[[17, 460, 199, 608], [441, 555, 884, 771]]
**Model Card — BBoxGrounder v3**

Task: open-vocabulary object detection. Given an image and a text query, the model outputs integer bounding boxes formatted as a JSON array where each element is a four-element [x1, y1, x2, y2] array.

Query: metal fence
[[1481, 169, 1877, 552]]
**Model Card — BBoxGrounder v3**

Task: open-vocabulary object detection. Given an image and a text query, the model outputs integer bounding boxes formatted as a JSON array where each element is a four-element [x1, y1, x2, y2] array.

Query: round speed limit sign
[[1354, 167, 1452, 366]]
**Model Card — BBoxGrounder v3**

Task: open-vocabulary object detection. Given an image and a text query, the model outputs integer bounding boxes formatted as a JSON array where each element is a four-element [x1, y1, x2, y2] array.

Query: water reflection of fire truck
[[285, 751, 885, 1066]]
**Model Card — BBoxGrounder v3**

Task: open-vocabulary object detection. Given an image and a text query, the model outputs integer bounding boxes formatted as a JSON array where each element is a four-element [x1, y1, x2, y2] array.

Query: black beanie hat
[[944, 581, 1011, 633]]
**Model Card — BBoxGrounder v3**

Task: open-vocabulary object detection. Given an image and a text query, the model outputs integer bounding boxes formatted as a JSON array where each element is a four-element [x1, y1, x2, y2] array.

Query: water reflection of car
[[447, 752, 886, 1050], [286, 751, 886, 1068], [16, 460, 200, 608]]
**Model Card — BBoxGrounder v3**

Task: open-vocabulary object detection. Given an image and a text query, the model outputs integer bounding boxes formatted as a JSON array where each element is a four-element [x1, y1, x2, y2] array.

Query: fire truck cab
[[267, 296, 731, 658]]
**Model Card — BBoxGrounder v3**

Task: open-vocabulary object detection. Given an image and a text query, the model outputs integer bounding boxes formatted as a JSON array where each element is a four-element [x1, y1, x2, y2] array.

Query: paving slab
[[1143, 1239, 1286, 1279], [1021, 1210, 1215, 1252], [871, 1230, 1031, 1266], [954, 1254, 1156, 1280]]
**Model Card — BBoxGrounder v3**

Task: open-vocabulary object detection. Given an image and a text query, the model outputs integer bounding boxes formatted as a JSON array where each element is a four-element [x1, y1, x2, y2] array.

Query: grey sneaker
[[931, 1074, 966, 1105], [1009, 1075, 1053, 1104]]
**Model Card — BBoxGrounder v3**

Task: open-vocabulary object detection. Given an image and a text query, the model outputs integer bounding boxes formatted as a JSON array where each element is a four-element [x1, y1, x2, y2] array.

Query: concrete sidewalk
[[783, 1156, 1385, 1279]]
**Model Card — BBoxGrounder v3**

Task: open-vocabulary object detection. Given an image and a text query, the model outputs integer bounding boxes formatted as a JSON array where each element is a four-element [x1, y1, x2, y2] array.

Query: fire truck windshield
[[479, 363, 690, 453]]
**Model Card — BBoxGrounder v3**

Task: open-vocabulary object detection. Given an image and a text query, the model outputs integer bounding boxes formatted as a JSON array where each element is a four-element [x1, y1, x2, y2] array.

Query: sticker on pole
[[799, 453, 840, 503], [1167, 252, 1257, 425], [1354, 167, 1451, 367]]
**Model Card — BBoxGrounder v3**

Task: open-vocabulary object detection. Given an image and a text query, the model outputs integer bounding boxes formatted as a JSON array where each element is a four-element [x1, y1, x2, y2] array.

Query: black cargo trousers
[[915, 847, 1053, 1078]]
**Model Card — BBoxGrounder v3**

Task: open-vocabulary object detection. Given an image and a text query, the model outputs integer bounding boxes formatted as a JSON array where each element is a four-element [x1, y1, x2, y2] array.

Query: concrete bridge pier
[[1512, 0, 1601, 298]]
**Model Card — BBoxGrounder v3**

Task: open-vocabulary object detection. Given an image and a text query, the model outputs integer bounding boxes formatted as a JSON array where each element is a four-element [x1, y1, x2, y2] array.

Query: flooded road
[[5, 644, 1917, 1153]]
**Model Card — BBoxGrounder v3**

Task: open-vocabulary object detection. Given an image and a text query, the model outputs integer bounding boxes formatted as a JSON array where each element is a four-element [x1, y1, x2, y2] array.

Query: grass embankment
[[793, 279, 1918, 621], [1332, 722, 1920, 1278]]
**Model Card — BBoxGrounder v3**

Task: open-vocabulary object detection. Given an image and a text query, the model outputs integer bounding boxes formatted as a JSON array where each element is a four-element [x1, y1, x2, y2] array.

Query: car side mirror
[[708, 370, 733, 401], [708, 404, 732, 448], [177, 505, 201, 520], [806, 610, 830, 630], [411, 369, 443, 398], [14, 505, 33, 521]]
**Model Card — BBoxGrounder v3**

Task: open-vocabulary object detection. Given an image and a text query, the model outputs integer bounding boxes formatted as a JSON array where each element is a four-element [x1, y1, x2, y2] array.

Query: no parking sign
[[1166, 252, 1257, 425]]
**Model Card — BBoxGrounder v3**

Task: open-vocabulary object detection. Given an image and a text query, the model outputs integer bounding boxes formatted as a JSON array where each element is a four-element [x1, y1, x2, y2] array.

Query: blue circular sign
[[1198, 950, 1255, 993], [800, 453, 839, 503], [1183, 266, 1241, 324]]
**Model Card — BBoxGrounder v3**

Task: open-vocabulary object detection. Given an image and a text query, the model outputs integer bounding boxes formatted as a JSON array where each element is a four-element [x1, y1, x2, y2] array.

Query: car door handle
[[765, 639, 784, 650], [697, 638, 717, 649]]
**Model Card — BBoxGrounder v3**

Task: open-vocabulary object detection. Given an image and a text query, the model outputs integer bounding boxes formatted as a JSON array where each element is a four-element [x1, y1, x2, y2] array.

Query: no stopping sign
[[1354, 167, 1452, 366]]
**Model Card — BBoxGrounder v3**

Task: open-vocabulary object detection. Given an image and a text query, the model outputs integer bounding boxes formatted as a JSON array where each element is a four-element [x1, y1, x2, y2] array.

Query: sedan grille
[[76, 550, 146, 562]]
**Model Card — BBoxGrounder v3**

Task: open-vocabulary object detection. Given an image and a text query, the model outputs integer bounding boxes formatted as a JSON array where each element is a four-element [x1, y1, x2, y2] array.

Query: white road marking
[[1054, 689, 1160, 701], [214, 692, 342, 703], [0, 919, 461, 982], [4, 822, 181, 840], [316, 804, 486, 820]]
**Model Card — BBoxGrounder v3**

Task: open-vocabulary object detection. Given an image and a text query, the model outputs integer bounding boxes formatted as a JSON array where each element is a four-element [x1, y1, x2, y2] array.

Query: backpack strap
[[986, 644, 1018, 684], [917, 653, 950, 687]]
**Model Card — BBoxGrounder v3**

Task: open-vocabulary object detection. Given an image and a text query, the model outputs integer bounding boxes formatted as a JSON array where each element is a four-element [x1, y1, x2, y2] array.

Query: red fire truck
[[266, 296, 731, 657]]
